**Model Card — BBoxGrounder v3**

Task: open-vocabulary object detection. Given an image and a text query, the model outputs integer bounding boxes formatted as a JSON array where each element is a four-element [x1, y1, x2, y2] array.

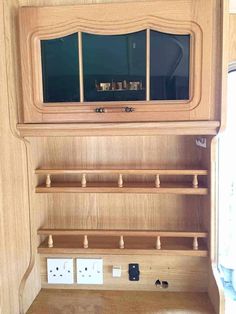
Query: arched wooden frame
[[28, 16, 202, 115]]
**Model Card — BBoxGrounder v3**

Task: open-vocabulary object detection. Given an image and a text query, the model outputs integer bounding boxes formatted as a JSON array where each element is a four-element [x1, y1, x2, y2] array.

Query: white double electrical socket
[[47, 258, 74, 284], [76, 258, 103, 285]]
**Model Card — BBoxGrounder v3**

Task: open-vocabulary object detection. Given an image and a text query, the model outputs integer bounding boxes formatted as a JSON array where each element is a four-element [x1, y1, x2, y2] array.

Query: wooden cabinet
[[14, 1, 224, 313], [19, 0, 218, 123]]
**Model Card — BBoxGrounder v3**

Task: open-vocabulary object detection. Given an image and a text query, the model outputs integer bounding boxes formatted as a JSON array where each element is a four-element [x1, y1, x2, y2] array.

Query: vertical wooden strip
[[119, 236, 124, 249], [155, 174, 160, 188], [156, 236, 161, 249], [83, 235, 88, 248], [78, 32, 84, 103], [193, 237, 198, 250], [192, 174, 198, 188], [48, 235, 53, 248], [146, 28, 150, 101], [46, 174, 51, 188], [81, 173, 87, 188], [118, 174, 123, 188]]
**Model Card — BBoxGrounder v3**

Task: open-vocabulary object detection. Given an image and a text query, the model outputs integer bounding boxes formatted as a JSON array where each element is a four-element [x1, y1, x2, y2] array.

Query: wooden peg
[[156, 236, 161, 250], [46, 174, 51, 188], [83, 235, 88, 248], [48, 235, 53, 248], [155, 174, 160, 188], [192, 174, 198, 188], [118, 174, 123, 188], [119, 235, 124, 249], [193, 237, 198, 250], [81, 174, 87, 188]]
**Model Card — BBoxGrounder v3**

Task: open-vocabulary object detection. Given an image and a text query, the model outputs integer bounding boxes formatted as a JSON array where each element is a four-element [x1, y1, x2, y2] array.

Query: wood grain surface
[[27, 289, 215, 314]]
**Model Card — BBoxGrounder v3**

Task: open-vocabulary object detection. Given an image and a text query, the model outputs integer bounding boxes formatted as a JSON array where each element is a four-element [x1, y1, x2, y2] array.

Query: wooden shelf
[[35, 168, 208, 194], [36, 182, 208, 194], [35, 168, 208, 175], [38, 229, 208, 257], [38, 229, 208, 237], [27, 290, 215, 314], [17, 121, 220, 137]]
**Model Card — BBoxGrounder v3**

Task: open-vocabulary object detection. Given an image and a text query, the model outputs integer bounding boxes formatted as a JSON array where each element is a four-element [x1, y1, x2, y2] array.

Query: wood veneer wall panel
[[30, 136, 204, 170], [29, 137, 206, 229], [40, 255, 209, 292], [36, 194, 203, 231]]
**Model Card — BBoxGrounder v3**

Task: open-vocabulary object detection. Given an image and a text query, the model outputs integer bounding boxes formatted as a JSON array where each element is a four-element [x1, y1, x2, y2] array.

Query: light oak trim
[[35, 168, 208, 175], [17, 121, 220, 137], [38, 229, 208, 238], [78, 32, 84, 103], [38, 247, 208, 257], [37, 235, 208, 257], [219, 0, 229, 131], [146, 28, 150, 101], [35, 182, 208, 195]]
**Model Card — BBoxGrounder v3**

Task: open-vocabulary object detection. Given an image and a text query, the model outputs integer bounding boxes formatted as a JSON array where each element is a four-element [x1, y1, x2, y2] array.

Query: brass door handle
[[95, 107, 106, 113], [95, 107, 135, 113], [123, 107, 135, 112]]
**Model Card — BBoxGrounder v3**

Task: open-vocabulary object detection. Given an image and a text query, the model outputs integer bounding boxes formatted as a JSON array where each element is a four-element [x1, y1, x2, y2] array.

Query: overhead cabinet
[[19, 0, 217, 123]]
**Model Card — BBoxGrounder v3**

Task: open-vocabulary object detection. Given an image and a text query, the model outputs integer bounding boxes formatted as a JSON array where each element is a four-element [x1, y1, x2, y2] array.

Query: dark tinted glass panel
[[150, 31, 190, 101], [82, 31, 146, 102], [41, 33, 80, 103]]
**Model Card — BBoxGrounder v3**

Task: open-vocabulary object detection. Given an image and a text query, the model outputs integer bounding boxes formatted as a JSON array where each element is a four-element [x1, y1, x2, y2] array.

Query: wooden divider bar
[[38, 229, 208, 238], [42, 233, 206, 253], [36, 169, 208, 175]]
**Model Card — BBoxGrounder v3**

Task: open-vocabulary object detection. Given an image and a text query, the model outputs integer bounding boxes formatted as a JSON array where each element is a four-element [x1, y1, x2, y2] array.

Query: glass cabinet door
[[82, 31, 146, 102], [41, 33, 80, 103], [150, 30, 190, 101], [40, 30, 190, 104]]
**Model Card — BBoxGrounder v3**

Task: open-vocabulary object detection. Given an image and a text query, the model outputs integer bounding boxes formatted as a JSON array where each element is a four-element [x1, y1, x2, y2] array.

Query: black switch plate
[[128, 263, 140, 281]]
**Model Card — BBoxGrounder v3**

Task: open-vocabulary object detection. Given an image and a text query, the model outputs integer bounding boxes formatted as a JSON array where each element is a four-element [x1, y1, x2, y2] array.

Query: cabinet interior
[[24, 135, 212, 294]]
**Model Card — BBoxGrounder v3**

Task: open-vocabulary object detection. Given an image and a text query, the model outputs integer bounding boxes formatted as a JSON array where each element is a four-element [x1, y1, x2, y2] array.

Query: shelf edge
[[17, 121, 220, 137]]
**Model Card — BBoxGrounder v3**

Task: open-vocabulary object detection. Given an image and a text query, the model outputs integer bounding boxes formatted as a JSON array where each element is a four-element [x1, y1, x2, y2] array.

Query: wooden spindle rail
[[46, 174, 51, 188], [193, 236, 198, 250], [155, 174, 160, 188], [118, 174, 123, 188], [192, 174, 198, 188], [36, 169, 208, 194], [81, 174, 87, 188], [119, 235, 124, 249], [39, 229, 207, 256], [156, 236, 161, 249], [48, 235, 53, 248], [83, 235, 88, 248]]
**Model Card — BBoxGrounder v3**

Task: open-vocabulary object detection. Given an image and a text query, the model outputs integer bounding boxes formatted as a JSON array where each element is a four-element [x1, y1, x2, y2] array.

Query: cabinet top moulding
[[17, 121, 220, 137]]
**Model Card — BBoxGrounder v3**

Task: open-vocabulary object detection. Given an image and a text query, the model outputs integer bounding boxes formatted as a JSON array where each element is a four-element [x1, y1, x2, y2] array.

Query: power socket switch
[[47, 258, 74, 284], [128, 263, 140, 281], [76, 258, 103, 285], [112, 265, 122, 277]]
